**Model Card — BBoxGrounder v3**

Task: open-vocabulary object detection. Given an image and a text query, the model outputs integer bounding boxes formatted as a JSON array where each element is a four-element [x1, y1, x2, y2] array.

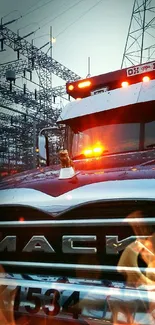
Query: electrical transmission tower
[[121, 0, 155, 68], [0, 22, 81, 175], [0, 26, 80, 117]]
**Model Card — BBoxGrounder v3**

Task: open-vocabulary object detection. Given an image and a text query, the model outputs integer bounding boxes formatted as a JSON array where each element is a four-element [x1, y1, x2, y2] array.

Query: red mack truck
[[0, 61, 155, 325]]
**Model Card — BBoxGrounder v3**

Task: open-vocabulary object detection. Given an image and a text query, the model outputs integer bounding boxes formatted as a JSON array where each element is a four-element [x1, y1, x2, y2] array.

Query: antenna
[[86, 57, 91, 77]]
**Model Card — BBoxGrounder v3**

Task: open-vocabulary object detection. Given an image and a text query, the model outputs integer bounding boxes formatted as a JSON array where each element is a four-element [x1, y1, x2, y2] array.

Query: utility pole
[[49, 26, 56, 107], [33, 118, 37, 169], [121, 0, 155, 68], [50, 26, 53, 98]]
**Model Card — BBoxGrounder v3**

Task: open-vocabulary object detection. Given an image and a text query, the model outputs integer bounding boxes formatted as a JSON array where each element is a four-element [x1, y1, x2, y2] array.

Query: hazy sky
[[0, 0, 134, 83]]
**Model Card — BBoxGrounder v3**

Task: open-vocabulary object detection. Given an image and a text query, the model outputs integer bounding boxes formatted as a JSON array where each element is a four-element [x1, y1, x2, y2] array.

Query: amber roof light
[[68, 84, 74, 91], [142, 76, 150, 82], [78, 80, 91, 89], [121, 81, 129, 88]]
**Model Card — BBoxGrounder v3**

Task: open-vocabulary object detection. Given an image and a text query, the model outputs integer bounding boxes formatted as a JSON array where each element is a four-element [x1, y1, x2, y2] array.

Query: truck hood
[[0, 155, 155, 215], [0, 149, 155, 197]]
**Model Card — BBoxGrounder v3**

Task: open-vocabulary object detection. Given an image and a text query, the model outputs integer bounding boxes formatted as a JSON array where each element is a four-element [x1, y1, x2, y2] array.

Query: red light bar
[[66, 60, 155, 99]]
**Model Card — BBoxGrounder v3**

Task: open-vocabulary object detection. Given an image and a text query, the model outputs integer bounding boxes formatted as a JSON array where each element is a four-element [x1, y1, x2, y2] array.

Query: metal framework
[[0, 23, 81, 175], [0, 112, 36, 173], [0, 59, 67, 98], [0, 26, 80, 116], [0, 26, 80, 80], [121, 0, 155, 68]]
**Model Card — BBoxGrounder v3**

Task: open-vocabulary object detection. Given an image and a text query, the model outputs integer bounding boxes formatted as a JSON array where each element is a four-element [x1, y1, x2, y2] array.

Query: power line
[[33, 0, 103, 41], [14, 0, 85, 38], [2, 0, 100, 42], [32, 0, 69, 26], [2, 1, 53, 25], [21, 0, 43, 16], [56, 0, 104, 38], [0, 1, 53, 27], [21, 0, 55, 18], [39, 0, 85, 29]]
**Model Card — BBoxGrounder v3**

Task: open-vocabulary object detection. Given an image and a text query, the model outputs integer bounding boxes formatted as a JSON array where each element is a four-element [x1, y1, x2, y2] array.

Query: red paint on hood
[[0, 158, 155, 197]]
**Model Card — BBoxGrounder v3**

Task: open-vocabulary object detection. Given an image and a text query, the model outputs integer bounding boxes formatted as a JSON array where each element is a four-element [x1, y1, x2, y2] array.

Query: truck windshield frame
[[66, 104, 155, 159]]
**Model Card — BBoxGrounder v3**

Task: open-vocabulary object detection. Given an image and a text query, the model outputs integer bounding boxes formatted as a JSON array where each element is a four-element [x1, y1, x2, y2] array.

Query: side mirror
[[38, 135, 49, 166]]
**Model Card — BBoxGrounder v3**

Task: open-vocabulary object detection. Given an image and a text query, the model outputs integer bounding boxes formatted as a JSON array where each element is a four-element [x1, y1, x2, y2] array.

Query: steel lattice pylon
[[121, 0, 155, 68], [0, 24, 81, 174], [0, 26, 81, 119]]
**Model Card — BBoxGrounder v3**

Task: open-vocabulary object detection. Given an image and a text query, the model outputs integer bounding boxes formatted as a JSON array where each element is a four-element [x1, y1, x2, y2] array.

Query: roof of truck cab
[[57, 79, 155, 123]]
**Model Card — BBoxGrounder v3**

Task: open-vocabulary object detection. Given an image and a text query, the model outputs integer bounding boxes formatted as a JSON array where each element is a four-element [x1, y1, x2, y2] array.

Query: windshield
[[70, 106, 155, 159]]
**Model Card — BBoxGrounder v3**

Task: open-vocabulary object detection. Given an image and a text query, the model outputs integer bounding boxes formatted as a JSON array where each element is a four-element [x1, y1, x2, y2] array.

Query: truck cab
[[0, 61, 155, 325], [58, 61, 155, 171]]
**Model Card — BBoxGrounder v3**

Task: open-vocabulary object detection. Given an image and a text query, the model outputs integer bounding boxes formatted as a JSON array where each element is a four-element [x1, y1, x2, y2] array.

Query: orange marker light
[[76, 98, 81, 100], [68, 84, 74, 91], [132, 168, 138, 171], [121, 81, 129, 88], [83, 146, 104, 157], [19, 217, 25, 222], [142, 76, 150, 82], [78, 80, 91, 88]]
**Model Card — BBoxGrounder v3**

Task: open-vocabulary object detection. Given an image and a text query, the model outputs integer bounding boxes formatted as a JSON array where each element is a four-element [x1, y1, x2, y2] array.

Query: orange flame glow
[[116, 210, 155, 324]]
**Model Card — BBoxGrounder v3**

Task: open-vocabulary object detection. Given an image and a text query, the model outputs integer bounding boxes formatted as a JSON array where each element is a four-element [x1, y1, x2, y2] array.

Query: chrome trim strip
[[0, 217, 155, 227], [0, 277, 154, 299], [1, 261, 155, 274], [1, 179, 155, 214]]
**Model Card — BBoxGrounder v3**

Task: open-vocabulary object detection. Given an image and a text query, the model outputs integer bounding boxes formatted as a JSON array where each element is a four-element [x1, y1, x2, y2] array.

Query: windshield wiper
[[146, 143, 155, 149], [139, 158, 155, 166]]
